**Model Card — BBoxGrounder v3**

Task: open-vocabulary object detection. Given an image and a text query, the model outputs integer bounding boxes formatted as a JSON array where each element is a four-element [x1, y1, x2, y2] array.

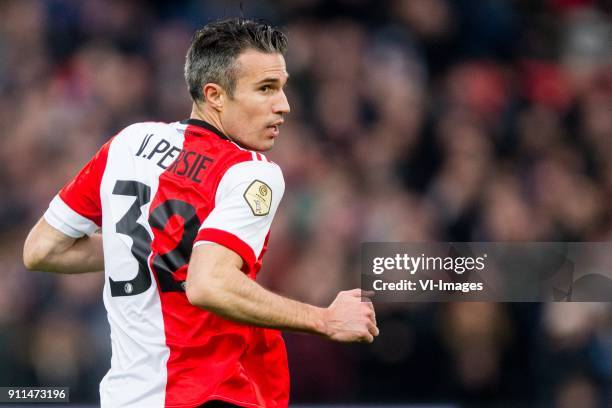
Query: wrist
[[309, 306, 329, 337]]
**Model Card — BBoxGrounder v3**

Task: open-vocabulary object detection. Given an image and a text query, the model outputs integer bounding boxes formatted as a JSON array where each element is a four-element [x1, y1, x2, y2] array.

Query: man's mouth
[[268, 120, 283, 127], [267, 125, 280, 137], [266, 120, 283, 137]]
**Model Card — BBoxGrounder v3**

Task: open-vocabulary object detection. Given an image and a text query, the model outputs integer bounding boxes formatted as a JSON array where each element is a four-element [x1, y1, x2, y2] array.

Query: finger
[[366, 321, 379, 337], [346, 288, 363, 297], [363, 305, 376, 323], [361, 297, 374, 306], [361, 332, 374, 343], [361, 290, 374, 305], [367, 311, 377, 325], [361, 290, 375, 299], [346, 289, 375, 298]]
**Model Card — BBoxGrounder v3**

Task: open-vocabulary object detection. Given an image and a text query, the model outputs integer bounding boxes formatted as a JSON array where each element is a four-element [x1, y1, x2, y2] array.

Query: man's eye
[[260, 85, 271, 92]]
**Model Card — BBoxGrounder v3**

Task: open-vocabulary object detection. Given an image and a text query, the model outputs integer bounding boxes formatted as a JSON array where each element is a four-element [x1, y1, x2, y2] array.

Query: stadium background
[[1, 0, 611, 406]]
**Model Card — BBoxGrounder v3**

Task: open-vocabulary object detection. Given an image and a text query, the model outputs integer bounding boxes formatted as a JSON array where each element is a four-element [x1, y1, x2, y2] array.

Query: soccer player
[[22, 18, 378, 408]]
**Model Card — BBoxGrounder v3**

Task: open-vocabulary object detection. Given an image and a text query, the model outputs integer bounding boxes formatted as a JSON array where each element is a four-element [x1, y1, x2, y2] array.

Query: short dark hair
[[184, 18, 288, 102]]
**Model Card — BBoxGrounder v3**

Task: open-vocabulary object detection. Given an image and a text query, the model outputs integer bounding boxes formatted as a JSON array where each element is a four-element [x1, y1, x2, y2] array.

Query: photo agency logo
[[371, 253, 488, 275], [361, 242, 612, 302]]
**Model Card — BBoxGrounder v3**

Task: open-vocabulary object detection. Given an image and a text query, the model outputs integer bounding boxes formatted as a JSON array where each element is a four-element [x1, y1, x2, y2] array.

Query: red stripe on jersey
[[59, 137, 113, 226], [149, 122, 288, 407], [195, 228, 256, 273]]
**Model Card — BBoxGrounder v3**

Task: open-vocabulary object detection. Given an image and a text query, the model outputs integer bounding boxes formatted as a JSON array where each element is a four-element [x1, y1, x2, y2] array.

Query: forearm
[[24, 218, 104, 273], [191, 268, 327, 335]]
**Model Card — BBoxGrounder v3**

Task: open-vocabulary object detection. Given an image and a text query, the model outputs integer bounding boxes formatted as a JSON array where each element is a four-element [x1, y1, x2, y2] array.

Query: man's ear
[[202, 83, 225, 111]]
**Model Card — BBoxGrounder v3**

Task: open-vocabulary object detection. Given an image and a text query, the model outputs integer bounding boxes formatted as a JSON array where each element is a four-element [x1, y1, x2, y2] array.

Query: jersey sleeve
[[43, 138, 112, 238], [194, 160, 285, 272]]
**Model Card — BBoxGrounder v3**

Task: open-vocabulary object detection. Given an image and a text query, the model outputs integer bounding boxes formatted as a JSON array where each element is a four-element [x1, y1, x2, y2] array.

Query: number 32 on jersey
[[109, 180, 200, 297]]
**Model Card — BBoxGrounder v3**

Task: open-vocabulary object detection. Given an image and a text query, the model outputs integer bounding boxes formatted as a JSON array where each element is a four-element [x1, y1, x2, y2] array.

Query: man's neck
[[189, 103, 226, 136]]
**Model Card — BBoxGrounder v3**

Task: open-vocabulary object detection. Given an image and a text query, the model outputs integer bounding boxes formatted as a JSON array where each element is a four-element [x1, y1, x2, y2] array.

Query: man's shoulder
[[219, 147, 282, 174], [212, 140, 281, 176], [221, 155, 284, 192]]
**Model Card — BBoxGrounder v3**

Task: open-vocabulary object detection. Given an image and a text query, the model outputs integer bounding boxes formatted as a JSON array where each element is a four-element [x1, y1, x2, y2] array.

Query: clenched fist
[[322, 289, 379, 343]]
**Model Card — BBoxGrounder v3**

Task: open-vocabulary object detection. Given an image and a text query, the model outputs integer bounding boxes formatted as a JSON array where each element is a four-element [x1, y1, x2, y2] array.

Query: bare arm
[[186, 243, 379, 342], [23, 217, 104, 273]]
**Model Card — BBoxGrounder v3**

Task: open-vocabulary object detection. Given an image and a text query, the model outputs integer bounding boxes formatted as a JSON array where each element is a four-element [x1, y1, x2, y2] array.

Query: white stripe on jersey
[[99, 122, 186, 408], [45, 195, 99, 237]]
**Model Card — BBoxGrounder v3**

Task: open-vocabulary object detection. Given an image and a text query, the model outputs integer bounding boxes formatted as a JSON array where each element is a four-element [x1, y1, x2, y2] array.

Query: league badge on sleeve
[[243, 180, 272, 216]]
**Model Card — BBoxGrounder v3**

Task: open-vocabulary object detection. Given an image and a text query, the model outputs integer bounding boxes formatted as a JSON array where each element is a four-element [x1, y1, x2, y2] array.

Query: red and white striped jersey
[[43, 119, 289, 408]]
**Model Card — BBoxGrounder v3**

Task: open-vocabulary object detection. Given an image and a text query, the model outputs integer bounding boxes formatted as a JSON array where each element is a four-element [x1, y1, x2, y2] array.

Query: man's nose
[[273, 90, 291, 115]]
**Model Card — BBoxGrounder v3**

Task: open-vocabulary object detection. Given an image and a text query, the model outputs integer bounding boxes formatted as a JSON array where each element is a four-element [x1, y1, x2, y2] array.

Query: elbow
[[185, 281, 201, 307], [23, 257, 38, 271], [22, 218, 73, 272], [185, 282, 212, 309], [185, 274, 223, 310], [23, 233, 52, 271], [23, 243, 45, 271]]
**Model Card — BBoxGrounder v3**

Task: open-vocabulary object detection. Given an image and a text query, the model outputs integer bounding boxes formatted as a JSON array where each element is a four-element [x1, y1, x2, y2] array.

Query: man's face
[[220, 49, 290, 151]]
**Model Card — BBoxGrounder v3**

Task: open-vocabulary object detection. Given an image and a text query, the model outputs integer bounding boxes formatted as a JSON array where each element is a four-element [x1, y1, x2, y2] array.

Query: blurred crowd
[[1, 0, 612, 406]]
